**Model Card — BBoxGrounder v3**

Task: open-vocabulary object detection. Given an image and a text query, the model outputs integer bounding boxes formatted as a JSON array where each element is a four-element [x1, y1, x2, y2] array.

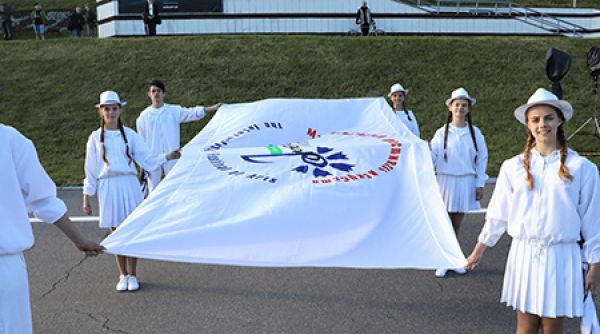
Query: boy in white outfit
[[0, 124, 103, 334], [136, 80, 222, 192]]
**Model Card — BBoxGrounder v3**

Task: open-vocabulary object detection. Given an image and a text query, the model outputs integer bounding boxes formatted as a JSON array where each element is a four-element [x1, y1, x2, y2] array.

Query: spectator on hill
[[83, 4, 96, 37], [0, 2, 13, 41], [31, 3, 47, 40], [355, 1, 374, 36], [142, 0, 161, 36], [68, 6, 85, 38]]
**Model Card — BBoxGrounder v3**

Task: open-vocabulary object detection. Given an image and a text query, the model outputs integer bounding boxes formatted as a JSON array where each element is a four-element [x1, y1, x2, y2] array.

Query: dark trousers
[[360, 24, 370, 36], [145, 23, 156, 36], [1, 20, 12, 40]]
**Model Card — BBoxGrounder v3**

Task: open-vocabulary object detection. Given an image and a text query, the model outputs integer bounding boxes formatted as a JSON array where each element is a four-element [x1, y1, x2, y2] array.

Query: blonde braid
[[557, 125, 573, 182], [523, 131, 535, 190]]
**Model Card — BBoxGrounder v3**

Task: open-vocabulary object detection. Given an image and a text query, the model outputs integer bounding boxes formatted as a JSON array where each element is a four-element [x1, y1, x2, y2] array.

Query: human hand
[[205, 103, 223, 113], [475, 187, 484, 201], [83, 196, 92, 215], [585, 264, 599, 296], [166, 149, 181, 161], [465, 242, 488, 270], [75, 239, 105, 256]]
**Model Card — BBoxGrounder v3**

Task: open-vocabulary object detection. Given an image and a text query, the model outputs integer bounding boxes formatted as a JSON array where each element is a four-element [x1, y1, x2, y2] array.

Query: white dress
[[83, 127, 167, 228], [430, 124, 488, 212], [479, 149, 600, 317], [393, 109, 420, 138]]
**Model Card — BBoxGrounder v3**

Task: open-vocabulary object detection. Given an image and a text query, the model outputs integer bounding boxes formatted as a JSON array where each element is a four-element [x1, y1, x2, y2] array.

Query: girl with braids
[[466, 88, 600, 334], [430, 87, 488, 278], [388, 83, 420, 137], [82, 91, 180, 292]]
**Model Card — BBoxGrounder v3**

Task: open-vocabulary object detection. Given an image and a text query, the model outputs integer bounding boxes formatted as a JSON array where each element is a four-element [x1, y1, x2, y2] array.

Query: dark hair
[[442, 105, 479, 163], [148, 80, 166, 93]]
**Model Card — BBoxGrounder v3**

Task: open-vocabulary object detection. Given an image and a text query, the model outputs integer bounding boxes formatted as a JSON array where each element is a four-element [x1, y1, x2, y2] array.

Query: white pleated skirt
[[501, 238, 584, 318], [435, 174, 480, 213], [97, 174, 144, 229]]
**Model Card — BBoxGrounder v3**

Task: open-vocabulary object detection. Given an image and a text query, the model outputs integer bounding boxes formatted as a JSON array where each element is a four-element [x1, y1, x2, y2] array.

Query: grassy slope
[[13, 0, 599, 11], [0, 35, 598, 185]]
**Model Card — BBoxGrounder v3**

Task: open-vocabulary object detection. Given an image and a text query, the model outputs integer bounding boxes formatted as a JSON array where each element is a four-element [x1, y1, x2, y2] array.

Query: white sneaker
[[453, 267, 467, 275], [127, 275, 139, 291], [435, 269, 447, 278], [116, 275, 129, 291]]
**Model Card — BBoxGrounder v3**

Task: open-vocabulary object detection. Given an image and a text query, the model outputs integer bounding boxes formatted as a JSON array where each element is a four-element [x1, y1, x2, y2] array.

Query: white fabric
[[136, 103, 207, 190], [430, 124, 488, 187], [478, 149, 600, 263], [581, 291, 600, 334], [102, 97, 466, 269], [502, 238, 583, 317], [97, 175, 144, 228], [436, 174, 480, 212], [83, 127, 167, 196], [0, 124, 67, 255], [0, 253, 32, 334], [393, 110, 419, 138]]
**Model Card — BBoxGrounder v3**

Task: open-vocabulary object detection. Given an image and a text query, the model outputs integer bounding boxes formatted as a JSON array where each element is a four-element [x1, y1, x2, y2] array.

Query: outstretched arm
[[465, 242, 488, 270], [53, 214, 104, 256]]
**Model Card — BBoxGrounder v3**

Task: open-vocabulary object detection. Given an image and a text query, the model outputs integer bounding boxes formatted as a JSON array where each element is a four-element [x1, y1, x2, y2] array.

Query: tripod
[[568, 76, 600, 141]]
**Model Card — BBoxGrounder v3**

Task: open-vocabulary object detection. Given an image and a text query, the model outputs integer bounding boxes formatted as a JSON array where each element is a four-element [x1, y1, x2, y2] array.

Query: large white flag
[[102, 98, 466, 269]]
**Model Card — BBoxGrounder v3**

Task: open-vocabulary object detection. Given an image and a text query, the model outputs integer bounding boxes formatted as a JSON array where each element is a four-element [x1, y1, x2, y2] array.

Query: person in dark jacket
[[142, 0, 161, 36], [84, 4, 97, 37], [68, 6, 85, 38], [0, 2, 13, 40], [355, 1, 374, 36]]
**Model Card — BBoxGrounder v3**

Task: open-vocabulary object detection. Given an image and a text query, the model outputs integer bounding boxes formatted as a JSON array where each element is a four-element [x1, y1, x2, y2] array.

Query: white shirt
[[478, 149, 600, 263], [136, 103, 206, 173], [393, 109, 420, 138], [148, 4, 154, 16], [83, 127, 167, 196], [430, 124, 488, 187], [0, 124, 67, 255]]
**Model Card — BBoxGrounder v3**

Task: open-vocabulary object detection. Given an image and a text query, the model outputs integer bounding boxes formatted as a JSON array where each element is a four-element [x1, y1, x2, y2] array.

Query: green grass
[[0, 35, 599, 185], [12, 0, 599, 11]]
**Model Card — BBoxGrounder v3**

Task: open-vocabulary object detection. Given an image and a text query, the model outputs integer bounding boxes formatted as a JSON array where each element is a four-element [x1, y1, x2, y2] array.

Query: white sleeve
[[412, 113, 420, 138], [177, 105, 206, 123], [429, 130, 441, 168], [13, 132, 66, 224], [475, 130, 489, 188], [135, 114, 146, 141], [478, 161, 512, 246], [130, 130, 167, 171], [580, 163, 600, 263], [82, 134, 99, 196]]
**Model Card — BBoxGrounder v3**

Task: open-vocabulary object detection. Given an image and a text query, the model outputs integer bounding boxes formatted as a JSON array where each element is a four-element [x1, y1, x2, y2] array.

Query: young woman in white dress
[[83, 91, 180, 292], [388, 83, 420, 137], [430, 88, 488, 277], [465, 88, 600, 334]]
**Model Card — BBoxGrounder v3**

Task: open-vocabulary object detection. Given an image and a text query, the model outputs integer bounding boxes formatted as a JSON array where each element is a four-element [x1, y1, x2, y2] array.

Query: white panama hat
[[445, 87, 476, 107], [388, 83, 409, 97], [95, 90, 127, 108], [513, 88, 573, 125]]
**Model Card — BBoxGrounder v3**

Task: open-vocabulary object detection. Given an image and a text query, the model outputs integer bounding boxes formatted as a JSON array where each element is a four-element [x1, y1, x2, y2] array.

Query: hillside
[[0, 35, 598, 185]]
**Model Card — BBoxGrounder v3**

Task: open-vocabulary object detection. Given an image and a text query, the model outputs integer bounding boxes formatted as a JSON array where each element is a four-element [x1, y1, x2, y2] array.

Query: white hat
[[513, 88, 573, 125], [388, 83, 409, 97], [95, 90, 127, 108], [445, 87, 476, 107]]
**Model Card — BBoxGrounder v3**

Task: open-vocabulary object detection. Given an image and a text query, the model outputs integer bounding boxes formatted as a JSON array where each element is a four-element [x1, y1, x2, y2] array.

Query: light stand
[[568, 75, 600, 140]]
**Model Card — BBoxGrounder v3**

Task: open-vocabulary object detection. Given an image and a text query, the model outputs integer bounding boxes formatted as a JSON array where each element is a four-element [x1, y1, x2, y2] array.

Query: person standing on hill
[[0, 123, 103, 334], [355, 1, 374, 36], [466, 88, 600, 333], [430, 87, 488, 278], [83, 4, 97, 37], [388, 83, 420, 137], [142, 0, 161, 36], [0, 2, 13, 41], [136, 80, 223, 193], [67, 6, 85, 38], [31, 2, 47, 40]]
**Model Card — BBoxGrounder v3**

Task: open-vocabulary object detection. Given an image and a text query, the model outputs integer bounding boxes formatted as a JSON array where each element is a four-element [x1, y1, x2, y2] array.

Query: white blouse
[[83, 127, 167, 196], [430, 124, 488, 187], [0, 124, 67, 255], [136, 103, 206, 173], [478, 149, 600, 263], [393, 109, 420, 138]]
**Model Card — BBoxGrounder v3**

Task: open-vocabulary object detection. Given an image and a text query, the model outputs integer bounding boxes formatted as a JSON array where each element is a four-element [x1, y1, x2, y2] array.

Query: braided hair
[[99, 112, 133, 166], [443, 102, 479, 162]]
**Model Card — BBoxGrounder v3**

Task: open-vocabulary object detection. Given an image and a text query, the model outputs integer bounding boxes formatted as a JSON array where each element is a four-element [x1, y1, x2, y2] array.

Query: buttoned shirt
[[0, 124, 67, 255], [478, 149, 600, 263]]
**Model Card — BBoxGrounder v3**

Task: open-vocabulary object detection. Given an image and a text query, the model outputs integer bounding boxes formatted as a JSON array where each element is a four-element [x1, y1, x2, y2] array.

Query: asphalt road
[[25, 185, 585, 333]]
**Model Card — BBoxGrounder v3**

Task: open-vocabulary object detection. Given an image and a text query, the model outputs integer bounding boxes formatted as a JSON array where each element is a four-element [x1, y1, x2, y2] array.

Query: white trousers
[[0, 253, 32, 334]]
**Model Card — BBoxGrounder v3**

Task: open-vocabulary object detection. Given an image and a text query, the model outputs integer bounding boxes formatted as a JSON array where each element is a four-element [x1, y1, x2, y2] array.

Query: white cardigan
[[0, 124, 67, 255], [430, 124, 488, 187], [83, 127, 167, 196], [136, 103, 206, 173], [478, 149, 600, 263]]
